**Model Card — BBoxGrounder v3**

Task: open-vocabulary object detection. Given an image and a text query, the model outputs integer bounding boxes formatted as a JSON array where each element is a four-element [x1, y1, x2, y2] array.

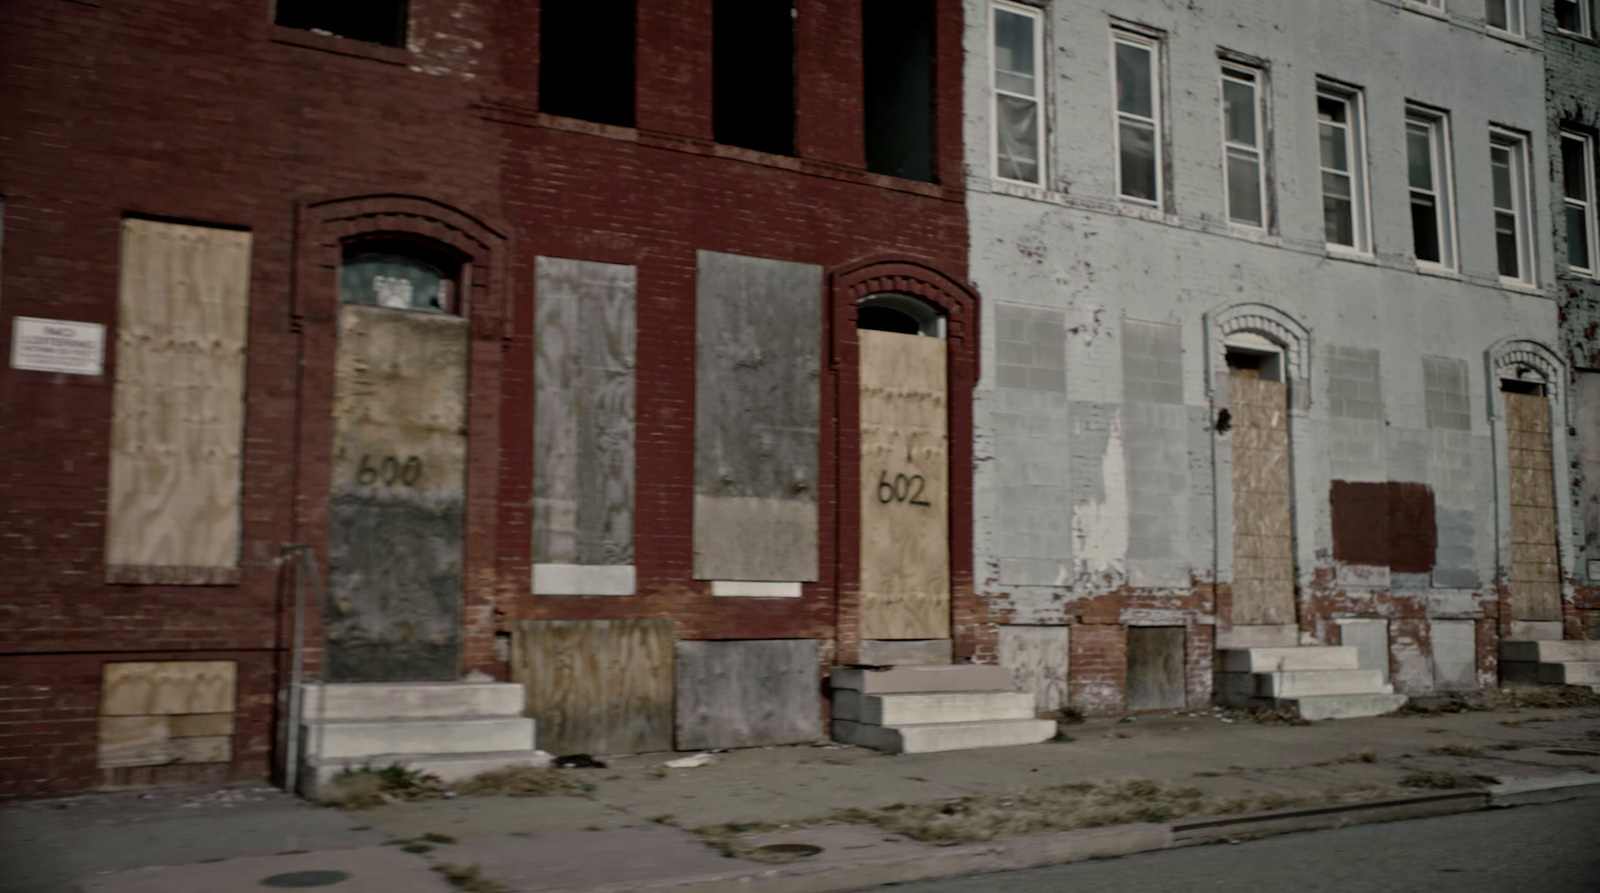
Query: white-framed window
[[1490, 128, 1535, 285], [1406, 105, 1456, 270], [1563, 130, 1598, 276], [1557, 0, 1594, 36], [991, 1, 1044, 185], [1317, 81, 1370, 253], [1486, 0, 1524, 36], [1112, 27, 1162, 206], [1221, 62, 1268, 228], [1408, 0, 1446, 12]]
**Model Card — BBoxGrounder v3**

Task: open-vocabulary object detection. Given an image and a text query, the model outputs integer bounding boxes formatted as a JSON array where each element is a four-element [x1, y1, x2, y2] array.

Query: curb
[[537, 780, 1600, 893]]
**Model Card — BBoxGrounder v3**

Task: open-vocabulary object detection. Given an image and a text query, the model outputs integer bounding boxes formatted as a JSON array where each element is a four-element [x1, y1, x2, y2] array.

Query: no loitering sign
[[10, 316, 106, 376]]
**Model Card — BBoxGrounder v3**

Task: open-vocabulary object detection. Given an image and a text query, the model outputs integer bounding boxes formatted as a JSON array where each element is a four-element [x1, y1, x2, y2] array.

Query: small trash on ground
[[554, 754, 607, 769], [665, 753, 717, 769]]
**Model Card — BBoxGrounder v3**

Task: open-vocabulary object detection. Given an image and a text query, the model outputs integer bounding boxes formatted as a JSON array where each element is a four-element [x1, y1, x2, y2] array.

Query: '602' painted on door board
[[876, 470, 931, 506]]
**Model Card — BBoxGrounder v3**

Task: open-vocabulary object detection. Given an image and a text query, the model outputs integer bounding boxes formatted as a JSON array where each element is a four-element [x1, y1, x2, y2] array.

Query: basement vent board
[[512, 620, 673, 756], [1126, 626, 1186, 711], [1229, 372, 1294, 625], [104, 219, 251, 584], [692, 251, 822, 582], [998, 626, 1071, 715], [675, 639, 821, 750], [1505, 390, 1561, 621], [98, 661, 236, 769], [326, 303, 467, 682], [533, 257, 636, 595], [859, 329, 950, 640]]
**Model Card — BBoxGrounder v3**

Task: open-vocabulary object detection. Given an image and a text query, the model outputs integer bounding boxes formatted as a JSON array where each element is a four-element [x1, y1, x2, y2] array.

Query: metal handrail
[[279, 543, 327, 796]]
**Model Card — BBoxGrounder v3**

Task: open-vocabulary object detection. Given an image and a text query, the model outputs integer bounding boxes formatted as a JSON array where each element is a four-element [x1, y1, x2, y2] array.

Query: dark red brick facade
[[0, 0, 973, 796]]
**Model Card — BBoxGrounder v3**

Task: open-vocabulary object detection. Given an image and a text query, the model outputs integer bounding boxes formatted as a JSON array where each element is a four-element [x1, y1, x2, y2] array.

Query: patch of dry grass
[[320, 762, 586, 809], [450, 765, 587, 798], [696, 777, 1392, 852], [1308, 750, 1378, 767], [434, 862, 508, 893], [1399, 687, 1600, 717], [1398, 771, 1496, 790], [1428, 744, 1485, 758]]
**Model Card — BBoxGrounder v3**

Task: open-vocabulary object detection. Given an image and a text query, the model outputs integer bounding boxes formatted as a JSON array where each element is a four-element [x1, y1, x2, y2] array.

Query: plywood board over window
[[512, 620, 673, 756], [105, 219, 252, 584], [98, 661, 236, 769], [692, 251, 823, 583]]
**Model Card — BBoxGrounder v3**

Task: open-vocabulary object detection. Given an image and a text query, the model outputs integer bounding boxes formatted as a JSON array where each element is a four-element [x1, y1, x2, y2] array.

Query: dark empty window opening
[[1501, 377, 1546, 397], [275, 0, 408, 48], [1226, 347, 1282, 382], [858, 306, 921, 334], [541, 0, 635, 127], [858, 293, 944, 337], [340, 239, 461, 313], [713, 0, 796, 156], [864, 0, 935, 182]]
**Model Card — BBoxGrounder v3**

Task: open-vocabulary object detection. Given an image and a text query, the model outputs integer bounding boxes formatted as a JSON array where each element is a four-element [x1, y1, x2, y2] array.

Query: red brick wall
[[0, 0, 972, 795]]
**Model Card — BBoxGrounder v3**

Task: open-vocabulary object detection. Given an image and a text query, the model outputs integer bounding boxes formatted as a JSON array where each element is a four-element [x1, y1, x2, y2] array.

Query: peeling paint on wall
[[1072, 407, 1127, 580]]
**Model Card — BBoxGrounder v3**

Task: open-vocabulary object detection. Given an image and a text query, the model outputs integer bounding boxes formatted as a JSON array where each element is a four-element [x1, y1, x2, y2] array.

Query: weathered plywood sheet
[[513, 620, 674, 756], [692, 251, 823, 582], [1126, 626, 1186, 711], [101, 661, 237, 715], [675, 639, 821, 750], [533, 258, 636, 572], [1506, 391, 1561, 621], [1430, 619, 1477, 690], [326, 304, 467, 682], [105, 219, 251, 580], [1230, 375, 1295, 626], [859, 330, 950, 640], [998, 626, 1071, 715]]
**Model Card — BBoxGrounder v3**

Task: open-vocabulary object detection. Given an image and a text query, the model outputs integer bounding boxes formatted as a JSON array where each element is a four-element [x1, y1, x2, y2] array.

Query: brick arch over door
[[828, 257, 981, 665], [290, 194, 511, 678]]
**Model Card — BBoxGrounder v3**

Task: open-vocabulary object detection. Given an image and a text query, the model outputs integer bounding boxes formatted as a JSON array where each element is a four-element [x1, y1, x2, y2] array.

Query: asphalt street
[[865, 798, 1600, 893]]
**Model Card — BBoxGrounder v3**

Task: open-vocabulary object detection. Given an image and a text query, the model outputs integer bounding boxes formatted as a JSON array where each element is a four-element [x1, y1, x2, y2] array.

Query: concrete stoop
[[1216, 645, 1406, 720], [296, 681, 541, 797], [1500, 639, 1600, 694], [830, 665, 1056, 754]]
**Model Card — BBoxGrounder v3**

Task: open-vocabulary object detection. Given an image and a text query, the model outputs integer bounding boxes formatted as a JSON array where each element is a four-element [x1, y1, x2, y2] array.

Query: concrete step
[[1255, 669, 1390, 698], [1218, 646, 1361, 674], [299, 682, 527, 721], [1284, 692, 1407, 721], [300, 749, 551, 797], [1537, 662, 1600, 685], [1502, 640, 1600, 663], [831, 665, 1014, 694], [833, 690, 1034, 725], [301, 716, 535, 760], [832, 718, 1056, 754]]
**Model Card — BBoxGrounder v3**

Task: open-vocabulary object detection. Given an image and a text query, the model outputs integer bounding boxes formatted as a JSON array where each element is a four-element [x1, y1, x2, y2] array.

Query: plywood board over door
[[1505, 390, 1561, 621], [859, 329, 949, 640], [1229, 373, 1295, 626], [326, 304, 468, 682], [512, 620, 674, 756], [105, 219, 252, 584], [675, 639, 822, 750]]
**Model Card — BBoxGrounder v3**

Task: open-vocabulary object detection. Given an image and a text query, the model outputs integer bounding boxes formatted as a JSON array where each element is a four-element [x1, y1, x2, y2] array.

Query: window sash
[[1564, 132, 1597, 274], [1487, 0, 1524, 35], [1317, 89, 1365, 250], [1407, 112, 1454, 269], [1222, 67, 1265, 227], [992, 2, 1044, 184], [1113, 30, 1162, 205], [1556, 0, 1592, 35], [1491, 134, 1533, 284]]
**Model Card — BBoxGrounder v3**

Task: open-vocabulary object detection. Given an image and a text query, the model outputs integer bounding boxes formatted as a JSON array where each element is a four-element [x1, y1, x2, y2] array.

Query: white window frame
[[1220, 61, 1269, 230], [1563, 130, 1598, 277], [1111, 26, 1163, 208], [1556, 0, 1594, 37], [990, 1, 1046, 186], [1405, 105, 1457, 272], [1490, 127, 1536, 287], [1485, 0, 1525, 37], [1406, 0, 1447, 17], [1317, 80, 1371, 255]]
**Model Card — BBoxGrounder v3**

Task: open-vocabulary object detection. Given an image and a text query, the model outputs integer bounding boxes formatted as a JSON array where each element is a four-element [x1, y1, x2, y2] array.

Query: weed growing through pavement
[[320, 762, 586, 809], [434, 862, 508, 893], [1428, 745, 1484, 758], [1398, 771, 1496, 790]]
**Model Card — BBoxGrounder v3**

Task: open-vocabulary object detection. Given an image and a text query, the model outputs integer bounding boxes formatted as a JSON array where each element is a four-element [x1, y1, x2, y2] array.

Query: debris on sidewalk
[[664, 753, 718, 769]]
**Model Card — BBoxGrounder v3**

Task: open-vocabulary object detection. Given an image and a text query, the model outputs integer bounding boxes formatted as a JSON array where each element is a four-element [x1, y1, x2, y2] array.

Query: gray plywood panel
[[693, 251, 823, 581], [1430, 619, 1477, 691], [1126, 627, 1186, 711], [534, 257, 636, 567], [998, 626, 1071, 715], [675, 639, 822, 750]]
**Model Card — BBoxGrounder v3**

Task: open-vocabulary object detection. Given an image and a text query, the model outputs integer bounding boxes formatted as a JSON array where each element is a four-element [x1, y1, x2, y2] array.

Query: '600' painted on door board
[[356, 454, 423, 487]]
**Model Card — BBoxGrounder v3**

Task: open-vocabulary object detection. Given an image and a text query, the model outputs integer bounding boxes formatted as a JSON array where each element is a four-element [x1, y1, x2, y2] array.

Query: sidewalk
[[6, 699, 1599, 893]]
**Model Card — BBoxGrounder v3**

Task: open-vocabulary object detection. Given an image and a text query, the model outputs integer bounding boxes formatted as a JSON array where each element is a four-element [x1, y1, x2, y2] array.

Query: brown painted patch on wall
[[1329, 481, 1436, 573]]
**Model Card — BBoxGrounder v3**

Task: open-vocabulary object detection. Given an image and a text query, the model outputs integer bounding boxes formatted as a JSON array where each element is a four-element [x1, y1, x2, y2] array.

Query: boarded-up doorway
[[859, 327, 950, 640], [1504, 384, 1561, 622], [325, 250, 469, 682], [1228, 351, 1295, 627]]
